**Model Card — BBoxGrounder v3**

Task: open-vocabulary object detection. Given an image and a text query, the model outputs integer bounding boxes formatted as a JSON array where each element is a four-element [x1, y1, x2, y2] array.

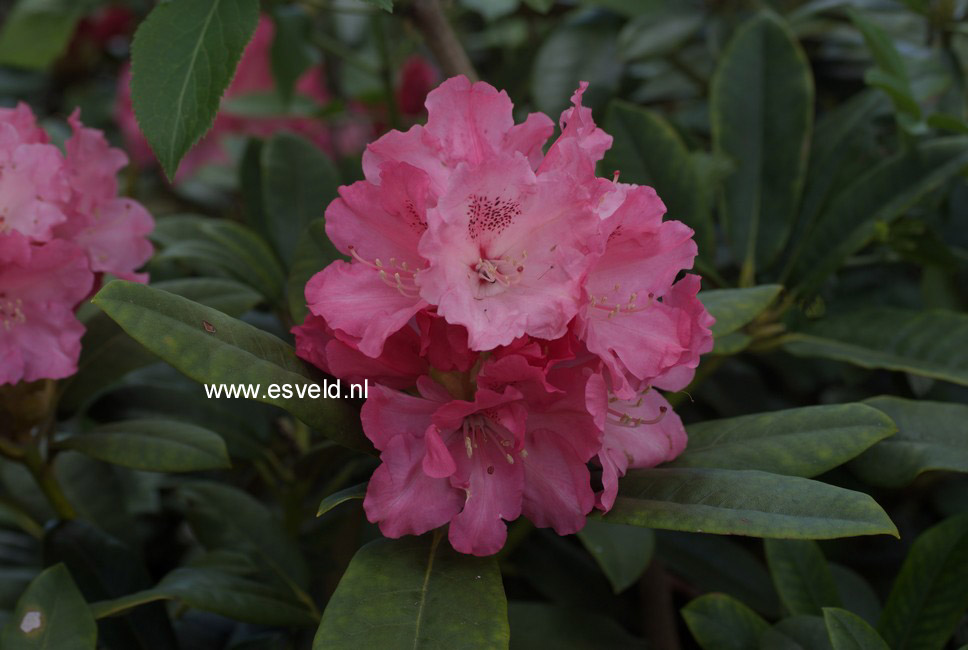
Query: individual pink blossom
[[396, 56, 439, 116], [0, 233, 93, 385]]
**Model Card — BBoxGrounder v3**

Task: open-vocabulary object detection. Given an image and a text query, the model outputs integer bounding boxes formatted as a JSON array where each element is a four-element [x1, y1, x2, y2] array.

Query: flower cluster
[[295, 77, 713, 556], [0, 104, 153, 386], [116, 15, 374, 181]]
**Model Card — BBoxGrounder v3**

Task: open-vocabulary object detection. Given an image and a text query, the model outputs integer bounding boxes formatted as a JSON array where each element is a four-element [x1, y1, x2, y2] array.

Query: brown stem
[[409, 0, 478, 81], [639, 561, 681, 650]]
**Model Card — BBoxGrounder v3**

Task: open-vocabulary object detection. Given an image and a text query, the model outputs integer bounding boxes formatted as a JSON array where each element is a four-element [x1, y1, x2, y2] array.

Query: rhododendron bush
[[0, 1, 966, 649]]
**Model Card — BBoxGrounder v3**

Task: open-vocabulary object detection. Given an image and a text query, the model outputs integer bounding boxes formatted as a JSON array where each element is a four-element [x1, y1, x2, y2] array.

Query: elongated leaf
[[62, 278, 261, 411], [130, 0, 260, 178], [603, 101, 714, 256], [784, 308, 968, 387], [602, 468, 897, 539], [786, 137, 968, 294], [289, 219, 343, 323], [262, 133, 341, 266], [91, 280, 368, 451], [577, 520, 654, 594], [829, 564, 880, 627], [508, 602, 645, 649], [878, 514, 968, 650], [765, 540, 840, 616], [823, 608, 889, 650], [711, 10, 813, 276], [851, 396, 968, 486], [315, 534, 508, 649], [0, 0, 84, 69], [699, 285, 783, 338], [761, 615, 832, 650], [0, 564, 96, 649], [317, 483, 367, 517], [42, 521, 177, 650], [682, 593, 770, 650], [55, 420, 230, 473], [91, 567, 317, 627], [670, 404, 895, 477]]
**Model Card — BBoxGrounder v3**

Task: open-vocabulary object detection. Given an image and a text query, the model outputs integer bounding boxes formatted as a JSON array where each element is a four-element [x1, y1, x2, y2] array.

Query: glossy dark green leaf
[[153, 216, 286, 303], [91, 566, 317, 627], [602, 468, 897, 539], [851, 396, 968, 486], [699, 285, 783, 338], [288, 219, 343, 323], [603, 101, 714, 256], [316, 483, 366, 517], [670, 404, 895, 477], [91, 280, 369, 451], [786, 137, 968, 294], [823, 608, 889, 650], [508, 602, 645, 649], [314, 535, 508, 649], [261, 133, 341, 266], [682, 593, 770, 650], [55, 420, 230, 473], [765, 540, 840, 616], [0, 564, 96, 649], [656, 531, 780, 616], [618, 10, 703, 61], [179, 482, 308, 589], [829, 564, 880, 627], [43, 521, 176, 650], [848, 8, 919, 120], [0, 0, 84, 69], [761, 615, 832, 650], [784, 308, 968, 387], [711, 10, 813, 277], [270, 5, 313, 105], [130, 0, 260, 178], [576, 520, 654, 593], [878, 514, 968, 650]]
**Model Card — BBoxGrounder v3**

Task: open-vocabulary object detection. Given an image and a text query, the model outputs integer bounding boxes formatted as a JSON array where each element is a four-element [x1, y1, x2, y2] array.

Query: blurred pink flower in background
[[0, 103, 154, 385], [295, 76, 714, 555]]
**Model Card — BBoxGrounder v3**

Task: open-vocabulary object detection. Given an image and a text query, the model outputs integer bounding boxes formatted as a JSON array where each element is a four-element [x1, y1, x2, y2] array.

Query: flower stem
[[23, 446, 76, 521]]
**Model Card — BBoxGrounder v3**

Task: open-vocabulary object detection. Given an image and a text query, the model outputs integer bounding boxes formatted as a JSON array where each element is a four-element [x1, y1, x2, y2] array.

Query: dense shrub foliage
[[0, 0, 966, 648]]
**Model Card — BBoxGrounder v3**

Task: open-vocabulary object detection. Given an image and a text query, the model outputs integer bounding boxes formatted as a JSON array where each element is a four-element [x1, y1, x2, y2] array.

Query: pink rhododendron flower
[[115, 16, 372, 181], [396, 55, 439, 116], [0, 104, 154, 385], [295, 75, 713, 555]]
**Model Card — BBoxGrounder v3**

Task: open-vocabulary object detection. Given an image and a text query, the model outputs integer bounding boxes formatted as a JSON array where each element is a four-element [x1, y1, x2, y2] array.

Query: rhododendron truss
[[0, 104, 154, 386], [294, 76, 714, 556]]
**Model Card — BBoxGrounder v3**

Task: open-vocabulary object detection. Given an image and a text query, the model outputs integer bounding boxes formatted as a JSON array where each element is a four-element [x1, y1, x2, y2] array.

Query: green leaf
[[270, 5, 314, 106], [314, 534, 509, 649], [761, 615, 832, 650], [317, 483, 367, 517], [288, 219, 343, 323], [618, 10, 704, 61], [878, 514, 968, 650], [785, 137, 968, 294], [261, 133, 341, 266], [361, 0, 394, 12], [577, 520, 654, 594], [153, 215, 286, 303], [130, 0, 260, 179], [823, 608, 889, 650], [711, 10, 814, 277], [0, 564, 96, 649], [764, 540, 840, 616], [603, 101, 715, 257], [55, 420, 230, 473], [851, 396, 968, 487], [0, 0, 84, 70], [699, 285, 783, 338], [682, 593, 770, 650], [508, 602, 645, 649], [784, 308, 968, 387], [91, 280, 369, 451], [847, 8, 919, 120], [829, 564, 881, 627], [602, 468, 897, 539], [179, 482, 308, 589], [531, 13, 622, 117], [670, 403, 896, 477], [42, 521, 177, 650], [91, 566, 317, 627]]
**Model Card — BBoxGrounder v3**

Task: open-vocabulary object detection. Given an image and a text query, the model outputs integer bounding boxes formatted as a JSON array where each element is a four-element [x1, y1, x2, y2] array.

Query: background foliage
[[0, 0, 967, 648]]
